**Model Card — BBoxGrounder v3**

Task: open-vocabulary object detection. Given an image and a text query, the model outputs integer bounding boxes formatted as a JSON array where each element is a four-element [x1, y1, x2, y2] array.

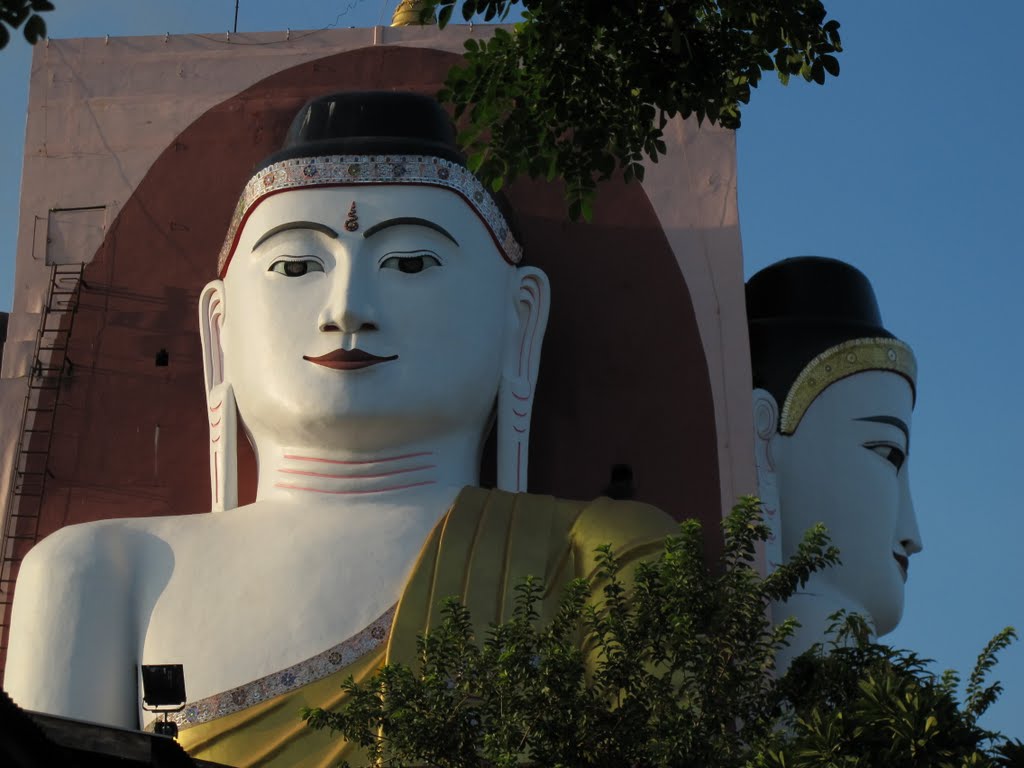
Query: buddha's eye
[[269, 258, 324, 277], [380, 252, 442, 274], [865, 442, 906, 472]]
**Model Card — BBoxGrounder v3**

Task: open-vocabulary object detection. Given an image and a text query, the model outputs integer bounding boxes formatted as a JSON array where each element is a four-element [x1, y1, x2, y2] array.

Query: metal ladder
[[0, 263, 85, 670]]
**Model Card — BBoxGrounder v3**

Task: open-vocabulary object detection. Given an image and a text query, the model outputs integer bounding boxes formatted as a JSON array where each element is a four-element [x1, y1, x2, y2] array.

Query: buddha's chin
[[855, 582, 905, 638], [245, 404, 489, 454]]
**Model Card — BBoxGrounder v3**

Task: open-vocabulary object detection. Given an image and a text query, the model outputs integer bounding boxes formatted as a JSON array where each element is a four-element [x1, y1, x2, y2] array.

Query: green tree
[[0, 0, 51, 49], [426, 1, 843, 219], [303, 499, 1020, 767], [765, 618, 1021, 768]]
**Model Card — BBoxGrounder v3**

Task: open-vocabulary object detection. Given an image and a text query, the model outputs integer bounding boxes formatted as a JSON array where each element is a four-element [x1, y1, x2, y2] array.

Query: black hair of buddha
[[253, 90, 523, 247], [746, 256, 904, 412]]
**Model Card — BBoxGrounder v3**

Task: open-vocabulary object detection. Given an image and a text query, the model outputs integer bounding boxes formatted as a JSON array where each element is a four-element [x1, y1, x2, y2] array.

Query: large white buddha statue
[[5, 92, 676, 766], [747, 257, 923, 666]]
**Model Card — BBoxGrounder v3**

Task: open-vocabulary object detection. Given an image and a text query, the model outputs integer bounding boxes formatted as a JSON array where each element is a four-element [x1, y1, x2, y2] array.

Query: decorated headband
[[778, 336, 917, 435], [747, 256, 918, 435], [216, 91, 523, 277], [217, 154, 523, 276]]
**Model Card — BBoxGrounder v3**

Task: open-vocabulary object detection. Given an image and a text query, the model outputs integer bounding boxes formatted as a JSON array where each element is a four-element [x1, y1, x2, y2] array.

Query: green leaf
[[22, 14, 45, 45], [432, 0, 854, 226], [438, 4, 454, 29]]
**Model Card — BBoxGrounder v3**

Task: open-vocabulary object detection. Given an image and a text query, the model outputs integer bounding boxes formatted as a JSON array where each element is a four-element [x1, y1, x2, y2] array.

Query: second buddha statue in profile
[[747, 256, 923, 665]]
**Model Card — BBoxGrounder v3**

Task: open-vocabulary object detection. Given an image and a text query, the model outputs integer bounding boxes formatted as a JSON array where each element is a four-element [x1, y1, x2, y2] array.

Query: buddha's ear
[[753, 388, 783, 569], [199, 281, 226, 395], [505, 267, 550, 388], [497, 267, 550, 493], [199, 280, 237, 511]]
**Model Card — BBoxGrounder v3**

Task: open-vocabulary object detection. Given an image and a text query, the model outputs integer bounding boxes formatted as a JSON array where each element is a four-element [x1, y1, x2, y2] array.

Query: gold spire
[[391, 0, 437, 27]]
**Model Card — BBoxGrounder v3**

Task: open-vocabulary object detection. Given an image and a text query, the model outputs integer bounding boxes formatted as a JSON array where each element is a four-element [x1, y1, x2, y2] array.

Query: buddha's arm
[[5, 523, 139, 727]]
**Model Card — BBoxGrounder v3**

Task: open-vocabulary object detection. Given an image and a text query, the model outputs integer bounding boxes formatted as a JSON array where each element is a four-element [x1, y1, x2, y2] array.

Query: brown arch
[[39, 45, 719, 545]]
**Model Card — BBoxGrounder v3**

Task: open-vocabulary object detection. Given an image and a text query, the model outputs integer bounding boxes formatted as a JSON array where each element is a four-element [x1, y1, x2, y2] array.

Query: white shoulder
[[5, 521, 142, 727]]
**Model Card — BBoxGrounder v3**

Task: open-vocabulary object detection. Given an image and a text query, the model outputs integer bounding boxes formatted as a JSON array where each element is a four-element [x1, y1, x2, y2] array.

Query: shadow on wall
[[0, 312, 7, 371]]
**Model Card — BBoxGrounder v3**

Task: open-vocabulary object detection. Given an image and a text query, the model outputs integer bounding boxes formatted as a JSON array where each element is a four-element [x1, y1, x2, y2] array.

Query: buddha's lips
[[893, 552, 909, 581], [303, 349, 398, 370]]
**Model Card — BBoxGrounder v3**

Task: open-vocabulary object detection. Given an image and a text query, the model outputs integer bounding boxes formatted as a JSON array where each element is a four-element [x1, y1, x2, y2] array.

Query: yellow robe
[[175, 487, 677, 767]]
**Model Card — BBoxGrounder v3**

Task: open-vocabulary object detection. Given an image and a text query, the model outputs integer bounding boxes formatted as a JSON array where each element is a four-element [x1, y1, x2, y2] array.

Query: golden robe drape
[[176, 487, 676, 767]]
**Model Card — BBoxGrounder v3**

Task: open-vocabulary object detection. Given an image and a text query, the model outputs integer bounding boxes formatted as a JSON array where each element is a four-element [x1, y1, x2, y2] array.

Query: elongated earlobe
[[199, 281, 237, 512], [753, 388, 782, 569], [497, 267, 550, 492]]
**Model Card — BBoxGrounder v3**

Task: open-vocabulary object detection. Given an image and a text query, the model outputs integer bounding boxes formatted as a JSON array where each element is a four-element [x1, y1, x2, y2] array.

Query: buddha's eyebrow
[[855, 415, 909, 445], [363, 217, 459, 246], [252, 221, 338, 252]]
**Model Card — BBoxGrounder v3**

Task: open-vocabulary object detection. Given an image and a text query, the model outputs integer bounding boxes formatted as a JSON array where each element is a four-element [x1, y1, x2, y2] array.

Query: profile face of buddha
[[200, 91, 549, 504], [774, 369, 919, 633], [748, 256, 922, 636]]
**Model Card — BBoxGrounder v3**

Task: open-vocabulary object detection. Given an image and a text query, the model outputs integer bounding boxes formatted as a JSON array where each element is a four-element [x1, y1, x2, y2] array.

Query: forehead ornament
[[779, 337, 917, 435], [218, 154, 522, 275], [344, 201, 359, 233], [217, 92, 523, 276]]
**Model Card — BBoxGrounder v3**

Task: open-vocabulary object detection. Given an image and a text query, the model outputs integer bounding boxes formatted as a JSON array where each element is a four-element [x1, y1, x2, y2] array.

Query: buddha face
[[215, 185, 519, 452], [774, 370, 922, 635]]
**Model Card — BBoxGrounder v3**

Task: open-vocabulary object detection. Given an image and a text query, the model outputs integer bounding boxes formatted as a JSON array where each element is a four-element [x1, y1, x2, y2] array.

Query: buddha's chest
[[138, 517, 420, 705]]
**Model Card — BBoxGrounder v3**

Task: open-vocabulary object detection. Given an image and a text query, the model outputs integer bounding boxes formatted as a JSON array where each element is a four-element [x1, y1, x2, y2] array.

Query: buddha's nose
[[318, 260, 377, 334], [896, 472, 922, 556]]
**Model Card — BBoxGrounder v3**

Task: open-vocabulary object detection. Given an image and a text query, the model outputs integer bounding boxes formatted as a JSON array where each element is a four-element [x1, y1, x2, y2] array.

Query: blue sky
[[0, 0, 1020, 740]]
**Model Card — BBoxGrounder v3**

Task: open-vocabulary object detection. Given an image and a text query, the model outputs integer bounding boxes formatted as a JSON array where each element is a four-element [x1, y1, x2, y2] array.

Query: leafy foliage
[[304, 497, 1020, 767], [0, 0, 52, 49], [768, 618, 1020, 768], [422, 0, 843, 219]]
